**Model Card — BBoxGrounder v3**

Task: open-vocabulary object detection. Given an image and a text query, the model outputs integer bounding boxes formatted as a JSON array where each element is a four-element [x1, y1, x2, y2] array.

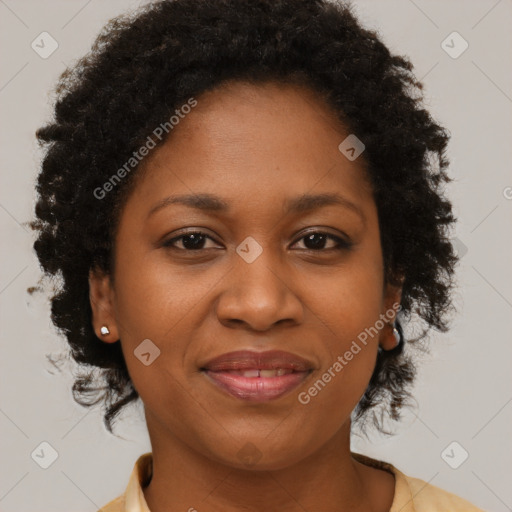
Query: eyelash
[[162, 230, 353, 253]]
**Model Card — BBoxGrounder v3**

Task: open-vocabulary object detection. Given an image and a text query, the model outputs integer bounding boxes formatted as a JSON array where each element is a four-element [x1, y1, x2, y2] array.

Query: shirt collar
[[124, 452, 152, 512]]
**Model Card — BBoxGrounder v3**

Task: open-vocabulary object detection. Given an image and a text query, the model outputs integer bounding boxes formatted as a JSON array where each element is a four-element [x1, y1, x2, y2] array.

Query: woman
[[30, 0, 485, 510]]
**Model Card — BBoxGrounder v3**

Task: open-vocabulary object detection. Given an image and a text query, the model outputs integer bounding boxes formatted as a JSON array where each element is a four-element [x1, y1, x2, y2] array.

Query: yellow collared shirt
[[97, 452, 485, 512]]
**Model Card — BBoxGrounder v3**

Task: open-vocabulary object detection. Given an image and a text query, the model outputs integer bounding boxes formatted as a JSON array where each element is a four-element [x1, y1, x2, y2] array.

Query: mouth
[[201, 368, 313, 401], [200, 350, 314, 402]]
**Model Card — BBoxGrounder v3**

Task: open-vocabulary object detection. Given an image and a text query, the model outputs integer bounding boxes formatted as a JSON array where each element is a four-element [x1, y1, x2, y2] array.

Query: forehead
[[175, 80, 350, 147], [124, 80, 374, 216]]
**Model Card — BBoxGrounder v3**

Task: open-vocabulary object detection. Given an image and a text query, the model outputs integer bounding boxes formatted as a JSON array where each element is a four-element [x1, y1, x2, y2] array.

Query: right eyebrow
[[147, 193, 229, 219]]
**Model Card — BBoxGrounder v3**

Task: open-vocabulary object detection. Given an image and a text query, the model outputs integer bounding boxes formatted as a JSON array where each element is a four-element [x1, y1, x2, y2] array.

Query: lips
[[200, 350, 314, 402], [201, 350, 314, 372]]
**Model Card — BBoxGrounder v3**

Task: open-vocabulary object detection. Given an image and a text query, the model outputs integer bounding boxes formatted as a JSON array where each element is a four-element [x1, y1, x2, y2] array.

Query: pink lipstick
[[200, 350, 314, 402]]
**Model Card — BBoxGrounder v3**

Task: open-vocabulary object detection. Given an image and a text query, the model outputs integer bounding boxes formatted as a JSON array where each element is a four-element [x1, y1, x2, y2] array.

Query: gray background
[[1, 0, 511, 510]]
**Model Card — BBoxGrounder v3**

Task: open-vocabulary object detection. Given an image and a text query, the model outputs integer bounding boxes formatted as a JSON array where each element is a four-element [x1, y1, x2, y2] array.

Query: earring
[[378, 320, 404, 354], [100, 325, 110, 336], [391, 322, 400, 347]]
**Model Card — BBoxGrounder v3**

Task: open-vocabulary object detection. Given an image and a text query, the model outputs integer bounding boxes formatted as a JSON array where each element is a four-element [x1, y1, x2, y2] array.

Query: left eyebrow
[[147, 192, 365, 223], [284, 192, 364, 222]]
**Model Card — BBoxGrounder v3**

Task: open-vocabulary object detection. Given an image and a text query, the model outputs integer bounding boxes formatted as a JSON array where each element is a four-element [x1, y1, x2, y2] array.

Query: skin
[[89, 80, 402, 512]]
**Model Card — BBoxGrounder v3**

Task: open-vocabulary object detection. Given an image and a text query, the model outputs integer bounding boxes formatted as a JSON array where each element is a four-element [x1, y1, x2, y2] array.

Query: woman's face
[[90, 81, 401, 469]]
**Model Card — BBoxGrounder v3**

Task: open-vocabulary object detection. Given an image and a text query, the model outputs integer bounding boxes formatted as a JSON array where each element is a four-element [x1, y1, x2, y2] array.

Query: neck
[[142, 410, 392, 512]]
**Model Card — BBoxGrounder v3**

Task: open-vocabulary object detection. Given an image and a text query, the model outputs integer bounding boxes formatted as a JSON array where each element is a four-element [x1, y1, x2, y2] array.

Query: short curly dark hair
[[29, 0, 458, 436]]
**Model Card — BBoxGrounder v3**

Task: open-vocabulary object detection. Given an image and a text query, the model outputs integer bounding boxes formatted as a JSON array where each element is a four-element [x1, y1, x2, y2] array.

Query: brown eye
[[293, 232, 353, 251], [163, 231, 219, 251]]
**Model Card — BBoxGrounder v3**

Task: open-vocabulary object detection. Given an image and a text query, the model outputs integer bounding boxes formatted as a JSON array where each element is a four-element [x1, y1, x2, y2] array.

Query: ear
[[379, 276, 404, 350], [89, 267, 119, 343]]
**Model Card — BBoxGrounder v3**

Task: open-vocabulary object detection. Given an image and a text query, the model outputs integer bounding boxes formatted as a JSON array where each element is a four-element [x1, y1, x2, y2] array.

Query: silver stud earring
[[391, 322, 400, 347], [100, 325, 110, 336], [379, 321, 402, 353]]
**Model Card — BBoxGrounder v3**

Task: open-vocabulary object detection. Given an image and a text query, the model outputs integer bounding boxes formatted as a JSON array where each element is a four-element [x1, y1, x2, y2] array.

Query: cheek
[[299, 249, 383, 410], [307, 247, 384, 342], [111, 247, 218, 398], [296, 283, 380, 439], [112, 244, 209, 340]]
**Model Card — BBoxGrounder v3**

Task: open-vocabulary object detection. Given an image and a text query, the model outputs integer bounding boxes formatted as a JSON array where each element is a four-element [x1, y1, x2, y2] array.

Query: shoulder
[[97, 494, 124, 512], [95, 452, 153, 511], [397, 471, 486, 512], [351, 451, 486, 512]]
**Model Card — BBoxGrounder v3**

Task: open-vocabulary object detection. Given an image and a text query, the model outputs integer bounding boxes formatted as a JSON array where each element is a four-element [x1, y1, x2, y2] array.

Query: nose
[[215, 249, 304, 332]]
